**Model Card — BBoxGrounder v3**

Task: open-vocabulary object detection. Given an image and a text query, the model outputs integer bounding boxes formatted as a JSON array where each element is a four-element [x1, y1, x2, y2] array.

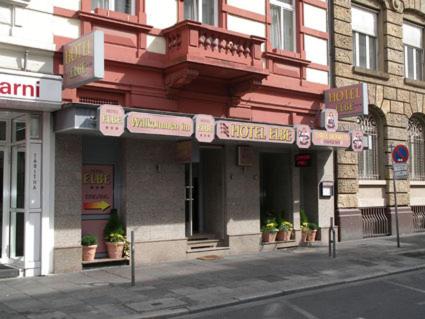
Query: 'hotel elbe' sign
[[324, 83, 368, 118]]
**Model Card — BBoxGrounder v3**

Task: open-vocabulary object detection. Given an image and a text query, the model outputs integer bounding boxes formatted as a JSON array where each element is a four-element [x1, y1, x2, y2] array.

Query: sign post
[[391, 144, 409, 248]]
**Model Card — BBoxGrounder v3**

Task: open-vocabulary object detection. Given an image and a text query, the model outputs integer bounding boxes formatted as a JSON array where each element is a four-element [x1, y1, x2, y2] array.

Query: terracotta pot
[[82, 245, 97, 261], [106, 241, 125, 259], [276, 230, 291, 242], [307, 230, 317, 242], [262, 231, 277, 243], [301, 230, 308, 242]]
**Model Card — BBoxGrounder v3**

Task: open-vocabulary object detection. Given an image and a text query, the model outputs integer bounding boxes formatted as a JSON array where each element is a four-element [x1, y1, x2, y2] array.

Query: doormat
[[197, 255, 223, 261]]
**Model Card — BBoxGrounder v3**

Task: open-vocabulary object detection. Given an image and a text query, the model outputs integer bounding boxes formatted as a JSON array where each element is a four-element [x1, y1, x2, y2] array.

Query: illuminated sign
[[98, 104, 125, 137], [216, 120, 295, 144], [126, 112, 193, 137], [312, 130, 351, 148], [295, 153, 312, 167], [194, 114, 215, 143], [324, 83, 368, 118], [63, 31, 104, 89]]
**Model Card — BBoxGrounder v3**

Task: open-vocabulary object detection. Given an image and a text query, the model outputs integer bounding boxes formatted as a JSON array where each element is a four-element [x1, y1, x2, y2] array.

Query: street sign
[[392, 144, 409, 163], [393, 163, 408, 180]]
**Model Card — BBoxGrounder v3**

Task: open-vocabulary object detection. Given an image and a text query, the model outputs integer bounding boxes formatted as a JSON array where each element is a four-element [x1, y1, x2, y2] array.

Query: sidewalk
[[1, 234, 425, 319]]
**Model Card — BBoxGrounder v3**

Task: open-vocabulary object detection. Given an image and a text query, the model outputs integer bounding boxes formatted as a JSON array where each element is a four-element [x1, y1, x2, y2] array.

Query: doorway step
[[0, 264, 20, 279], [186, 234, 230, 258], [261, 240, 298, 251]]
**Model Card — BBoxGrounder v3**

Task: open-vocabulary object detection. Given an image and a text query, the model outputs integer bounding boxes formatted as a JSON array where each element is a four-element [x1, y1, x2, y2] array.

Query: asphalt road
[[176, 269, 425, 319]]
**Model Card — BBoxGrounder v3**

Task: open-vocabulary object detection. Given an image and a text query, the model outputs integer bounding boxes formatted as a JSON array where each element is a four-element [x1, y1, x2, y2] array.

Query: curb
[[139, 263, 425, 319]]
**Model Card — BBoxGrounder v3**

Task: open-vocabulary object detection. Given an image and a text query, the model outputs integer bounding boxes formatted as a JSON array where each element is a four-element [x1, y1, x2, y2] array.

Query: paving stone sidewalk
[[1, 234, 425, 319]]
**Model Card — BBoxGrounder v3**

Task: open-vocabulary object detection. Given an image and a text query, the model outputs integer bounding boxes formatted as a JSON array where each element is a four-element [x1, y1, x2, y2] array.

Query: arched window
[[408, 116, 425, 180], [358, 110, 382, 180]]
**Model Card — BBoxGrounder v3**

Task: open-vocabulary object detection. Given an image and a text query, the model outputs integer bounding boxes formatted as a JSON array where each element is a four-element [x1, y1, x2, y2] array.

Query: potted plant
[[261, 219, 279, 243], [82, 234, 97, 261], [104, 209, 126, 259], [300, 209, 309, 243], [276, 220, 293, 242], [307, 222, 319, 242]]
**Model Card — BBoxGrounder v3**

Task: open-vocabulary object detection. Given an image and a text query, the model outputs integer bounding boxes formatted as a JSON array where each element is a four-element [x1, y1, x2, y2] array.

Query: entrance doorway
[[185, 147, 224, 240]]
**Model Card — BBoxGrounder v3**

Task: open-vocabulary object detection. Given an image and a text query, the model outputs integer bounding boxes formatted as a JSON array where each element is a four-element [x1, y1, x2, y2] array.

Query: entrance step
[[188, 233, 217, 241], [187, 239, 221, 250], [0, 264, 20, 279], [260, 240, 298, 252], [186, 246, 230, 260]]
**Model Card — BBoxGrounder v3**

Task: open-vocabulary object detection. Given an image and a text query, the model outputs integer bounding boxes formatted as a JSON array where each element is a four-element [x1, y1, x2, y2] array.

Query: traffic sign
[[393, 163, 408, 180], [392, 144, 409, 163]]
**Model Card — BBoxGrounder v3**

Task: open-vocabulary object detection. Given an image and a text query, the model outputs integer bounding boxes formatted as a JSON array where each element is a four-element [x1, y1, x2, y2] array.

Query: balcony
[[162, 21, 268, 94]]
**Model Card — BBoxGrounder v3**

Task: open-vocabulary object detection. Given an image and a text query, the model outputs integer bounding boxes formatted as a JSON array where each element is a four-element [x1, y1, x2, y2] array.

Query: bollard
[[328, 217, 336, 258], [131, 230, 135, 287]]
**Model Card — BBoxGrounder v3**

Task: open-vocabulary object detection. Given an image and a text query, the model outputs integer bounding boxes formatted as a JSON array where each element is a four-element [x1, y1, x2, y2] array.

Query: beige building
[[332, 0, 425, 240]]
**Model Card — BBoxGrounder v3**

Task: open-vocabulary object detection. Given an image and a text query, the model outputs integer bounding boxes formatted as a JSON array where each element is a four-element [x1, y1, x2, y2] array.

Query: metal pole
[[328, 217, 336, 258], [131, 230, 135, 286], [392, 165, 401, 248]]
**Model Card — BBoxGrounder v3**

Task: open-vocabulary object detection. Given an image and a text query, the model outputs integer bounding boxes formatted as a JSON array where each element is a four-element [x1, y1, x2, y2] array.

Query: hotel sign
[[351, 130, 364, 152], [216, 120, 295, 144], [194, 114, 215, 143], [63, 31, 104, 89], [98, 104, 125, 137], [296, 125, 311, 149], [312, 130, 351, 148], [325, 83, 368, 118], [126, 112, 193, 137], [321, 109, 338, 132]]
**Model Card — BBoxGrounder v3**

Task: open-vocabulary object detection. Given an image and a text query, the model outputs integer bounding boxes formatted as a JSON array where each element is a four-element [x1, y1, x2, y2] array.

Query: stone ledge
[[404, 78, 425, 90], [352, 66, 390, 81]]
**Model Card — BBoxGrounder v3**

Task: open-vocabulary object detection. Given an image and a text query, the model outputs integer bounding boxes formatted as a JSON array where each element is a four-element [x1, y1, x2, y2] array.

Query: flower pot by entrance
[[82, 245, 97, 261], [276, 230, 291, 242], [106, 242, 125, 259], [262, 231, 277, 243], [307, 229, 317, 242]]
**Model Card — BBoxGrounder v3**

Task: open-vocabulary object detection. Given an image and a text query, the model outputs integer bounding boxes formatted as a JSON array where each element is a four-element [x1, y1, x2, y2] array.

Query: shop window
[[403, 23, 423, 81], [270, 0, 295, 52], [91, 0, 134, 15], [352, 6, 378, 70], [184, 0, 218, 26], [408, 117, 425, 180], [358, 110, 382, 180]]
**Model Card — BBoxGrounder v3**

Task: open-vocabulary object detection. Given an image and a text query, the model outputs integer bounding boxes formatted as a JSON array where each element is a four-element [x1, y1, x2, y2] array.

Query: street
[[177, 269, 425, 319]]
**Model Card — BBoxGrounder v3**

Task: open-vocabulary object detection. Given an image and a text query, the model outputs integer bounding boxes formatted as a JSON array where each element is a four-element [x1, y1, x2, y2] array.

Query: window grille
[[361, 207, 390, 238], [408, 117, 425, 180], [358, 113, 380, 179], [79, 96, 119, 105], [412, 206, 425, 232]]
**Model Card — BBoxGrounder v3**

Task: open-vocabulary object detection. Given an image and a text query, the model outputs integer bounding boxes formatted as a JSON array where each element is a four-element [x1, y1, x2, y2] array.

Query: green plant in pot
[[104, 209, 126, 259], [276, 220, 293, 242], [261, 218, 279, 243], [82, 234, 97, 262], [307, 222, 319, 242]]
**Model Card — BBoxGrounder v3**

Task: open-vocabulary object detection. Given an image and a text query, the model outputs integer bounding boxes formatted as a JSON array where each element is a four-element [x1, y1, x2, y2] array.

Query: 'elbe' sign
[[325, 83, 368, 118]]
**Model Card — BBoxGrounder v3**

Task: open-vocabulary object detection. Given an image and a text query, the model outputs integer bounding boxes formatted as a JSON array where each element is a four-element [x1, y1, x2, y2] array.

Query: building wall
[[333, 0, 425, 239]]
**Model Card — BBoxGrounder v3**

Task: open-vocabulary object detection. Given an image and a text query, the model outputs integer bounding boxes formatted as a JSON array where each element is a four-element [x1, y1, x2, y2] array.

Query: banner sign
[[216, 120, 295, 144], [312, 130, 351, 148], [296, 125, 311, 149], [63, 31, 104, 88], [82, 165, 113, 215], [98, 104, 125, 137], [324, 83, 368, 118], [321, 109, 338, 132], [194, 114, 215, 143], [126, 112, 193, 137], [351, 130, 364, 152]]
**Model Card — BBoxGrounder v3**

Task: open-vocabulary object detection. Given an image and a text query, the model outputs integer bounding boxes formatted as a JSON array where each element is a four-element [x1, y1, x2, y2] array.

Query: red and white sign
[[296, 125, 311, 149], [392, 144, 409, 163], [98, 104, 125, 137], [351, 130, 364, 152], [312, 130, 351, 148], [126, 112, 193, 137], [321, 109, 338, 132], [194, 114, 215, 143], [0, 72, 61, 104], [216, 120, 295, 144], [82, 165, 113, 215]]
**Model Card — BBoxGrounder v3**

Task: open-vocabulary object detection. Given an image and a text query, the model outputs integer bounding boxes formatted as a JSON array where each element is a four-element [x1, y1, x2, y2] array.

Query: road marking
[[386, 280, 425, 294], [284, 301, 320, 319]]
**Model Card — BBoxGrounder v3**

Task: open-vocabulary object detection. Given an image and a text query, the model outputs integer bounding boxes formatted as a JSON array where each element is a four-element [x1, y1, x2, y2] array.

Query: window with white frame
[[352, 6, 378, 70], [408, 117, 425, 180], [91, 0, 134, 15], [403, 23, 423, 81], [358, 111, 381, 180], [184, 0, 218, 26], [270, 0, 295, 52]]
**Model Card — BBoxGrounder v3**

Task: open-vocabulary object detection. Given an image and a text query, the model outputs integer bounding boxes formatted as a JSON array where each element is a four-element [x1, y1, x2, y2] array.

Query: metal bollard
[[328, 217, 336, 258], [131, 231, 135, 286]]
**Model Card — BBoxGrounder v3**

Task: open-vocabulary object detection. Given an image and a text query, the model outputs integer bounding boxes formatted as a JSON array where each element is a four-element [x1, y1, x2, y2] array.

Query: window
[[408, 117, 425, 180], [352, 6, 378, 70], [403, 23, 423, 81], [270, 0, 295, 51], [184, 0, 218, 26], [358, 111, 381, 180], [91, 0, 133, 15]]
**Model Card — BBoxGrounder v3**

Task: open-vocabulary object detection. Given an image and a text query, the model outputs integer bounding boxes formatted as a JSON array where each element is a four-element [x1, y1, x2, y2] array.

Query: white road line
[[386, 280, 425, 294], [284, 301, 321, 319]]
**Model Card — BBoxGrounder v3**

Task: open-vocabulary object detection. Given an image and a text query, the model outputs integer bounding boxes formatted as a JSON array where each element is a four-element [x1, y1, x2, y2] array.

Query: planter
[[276, 230, 291, 242], [82, 245, 97, 261], [307, 229, 317, 242], [106, 241, 125, 259], [262, 231, 277, 243], [301, 230, 308, 242]]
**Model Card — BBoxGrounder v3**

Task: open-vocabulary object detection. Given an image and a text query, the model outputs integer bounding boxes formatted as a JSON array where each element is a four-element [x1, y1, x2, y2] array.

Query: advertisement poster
[[82, 165, 113, 215]]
